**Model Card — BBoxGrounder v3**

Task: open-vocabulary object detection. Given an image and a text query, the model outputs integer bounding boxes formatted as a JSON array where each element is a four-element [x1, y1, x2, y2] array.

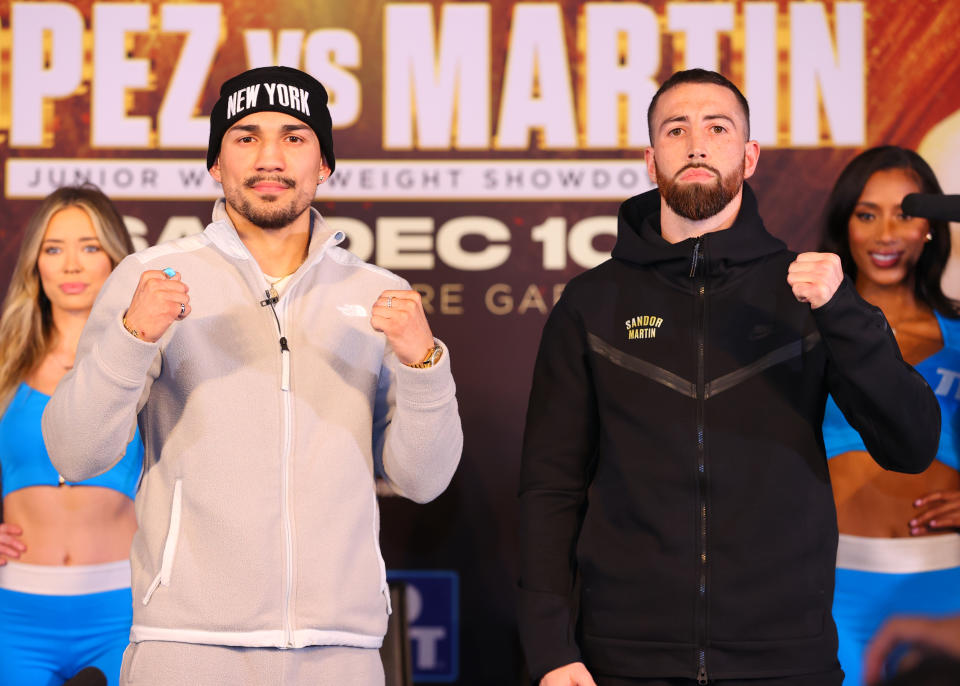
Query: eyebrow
[[42, 237, 101, 243], [660, 114, 738, 132], [855, 201, 900, 210], [227, 123, 313, 134]]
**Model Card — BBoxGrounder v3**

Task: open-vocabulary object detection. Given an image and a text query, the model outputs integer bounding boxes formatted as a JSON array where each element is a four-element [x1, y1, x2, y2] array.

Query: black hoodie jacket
[[517, 184, 940, 682]]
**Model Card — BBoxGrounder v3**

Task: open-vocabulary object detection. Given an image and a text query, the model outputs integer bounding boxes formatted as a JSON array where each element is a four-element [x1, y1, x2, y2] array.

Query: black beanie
[[206, 66, 335, 173]]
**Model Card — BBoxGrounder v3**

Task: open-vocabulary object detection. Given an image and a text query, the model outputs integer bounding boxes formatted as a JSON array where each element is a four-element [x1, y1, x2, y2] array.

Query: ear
[[317, 158, 333, 185], [743, 140, 760, 181], [645, 147, 656, 185], [209, 157, 222, 184]]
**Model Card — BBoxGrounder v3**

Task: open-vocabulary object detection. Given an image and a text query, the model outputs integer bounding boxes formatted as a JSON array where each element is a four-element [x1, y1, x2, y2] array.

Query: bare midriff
[[3, 485, 136, 565], [830, 453, 960, 537]]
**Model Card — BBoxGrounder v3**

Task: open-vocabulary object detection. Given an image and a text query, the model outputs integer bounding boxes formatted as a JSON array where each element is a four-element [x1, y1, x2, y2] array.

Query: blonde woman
[[0, 186, 142, 685]]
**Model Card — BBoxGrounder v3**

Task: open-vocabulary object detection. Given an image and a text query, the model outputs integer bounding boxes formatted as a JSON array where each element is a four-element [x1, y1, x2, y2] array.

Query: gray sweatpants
[[120, 641, 385, 686]]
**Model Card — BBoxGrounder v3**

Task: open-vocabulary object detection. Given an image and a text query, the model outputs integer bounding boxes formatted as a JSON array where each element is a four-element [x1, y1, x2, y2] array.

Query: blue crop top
[[823, 310, 960, 471], [0, 382, 143, 499]]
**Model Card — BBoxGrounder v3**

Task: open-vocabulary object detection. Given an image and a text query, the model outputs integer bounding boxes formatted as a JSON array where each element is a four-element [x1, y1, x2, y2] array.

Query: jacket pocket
[[142, 478, 183, 605]]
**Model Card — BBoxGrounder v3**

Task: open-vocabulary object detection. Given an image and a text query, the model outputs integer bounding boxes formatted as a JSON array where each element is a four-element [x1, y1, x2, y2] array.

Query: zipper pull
[[279, 336, 290, 391], [697, 665, 708, 684], [689, 237, 703, 278]]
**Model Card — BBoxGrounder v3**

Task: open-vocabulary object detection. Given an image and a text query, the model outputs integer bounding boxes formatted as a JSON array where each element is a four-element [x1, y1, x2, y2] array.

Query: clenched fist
[[540, 662, 597, 686], [370, 290, 435, 365], [123, 270, 191, 343], [787, 252, 843, 309]]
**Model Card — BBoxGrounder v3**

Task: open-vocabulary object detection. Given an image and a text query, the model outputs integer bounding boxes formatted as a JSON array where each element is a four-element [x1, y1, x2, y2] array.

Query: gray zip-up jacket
[[42, 201, 463, 649]]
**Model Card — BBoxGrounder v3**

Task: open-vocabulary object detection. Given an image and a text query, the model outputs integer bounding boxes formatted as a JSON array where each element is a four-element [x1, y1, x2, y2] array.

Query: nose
[[63, 246, 82, 273], [255, 138, 284, 172], [687, 130, 707, 160], [877, 215, 898, 242]]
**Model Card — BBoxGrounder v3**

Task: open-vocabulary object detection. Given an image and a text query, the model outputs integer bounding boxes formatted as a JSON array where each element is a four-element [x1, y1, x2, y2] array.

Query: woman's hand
[[0, 522, 26, 564], [910, 490, 960, 535]]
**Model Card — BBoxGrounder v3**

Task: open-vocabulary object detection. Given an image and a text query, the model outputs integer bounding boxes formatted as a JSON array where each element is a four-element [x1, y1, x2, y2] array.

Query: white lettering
[[584, 3, 660, 148], [667, 2, 734, 72], [436, 217, 511, 270], [376, 217, 434, 269], [384, 4, 491, 149], [935, 368, 960, 399], [92, 3, 151, 147], [496, 4, 577, 149], [245, 84, 261, 109], [10, 2, 84, 147], [244, 29, 304, 68], [264, 82, 277, 105], [303, 30, 358, 125], [569, 216, 616, 269], [158, 4, 222, 148], [790, 2, 864, 145], [744, 3, 777, 145], [299, 88, 311, 116]]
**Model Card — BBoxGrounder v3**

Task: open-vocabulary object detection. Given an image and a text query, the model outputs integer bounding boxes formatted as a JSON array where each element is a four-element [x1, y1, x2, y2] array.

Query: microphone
[[902, 193, 960, 223], [64, 667, 107, 686], [259, 288, 279, 307]]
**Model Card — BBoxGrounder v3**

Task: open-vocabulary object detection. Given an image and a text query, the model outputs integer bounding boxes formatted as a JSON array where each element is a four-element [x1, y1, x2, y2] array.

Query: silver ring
[[179, 302, 186, 317], [386, 296, 392, 309]]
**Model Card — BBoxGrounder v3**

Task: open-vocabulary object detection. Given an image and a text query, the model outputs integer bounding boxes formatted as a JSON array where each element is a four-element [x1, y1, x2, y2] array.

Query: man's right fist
[[123, 269, 190, 343], [541, 662, 597, 686]]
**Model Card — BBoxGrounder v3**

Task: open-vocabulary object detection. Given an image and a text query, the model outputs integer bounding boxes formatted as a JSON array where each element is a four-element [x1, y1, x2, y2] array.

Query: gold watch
[[405, 343, 443, 369]]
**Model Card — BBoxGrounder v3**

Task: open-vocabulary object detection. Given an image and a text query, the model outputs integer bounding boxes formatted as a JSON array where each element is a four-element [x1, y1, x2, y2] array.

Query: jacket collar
[[611, 182, 785, 279], [204, 199, 345, 266]]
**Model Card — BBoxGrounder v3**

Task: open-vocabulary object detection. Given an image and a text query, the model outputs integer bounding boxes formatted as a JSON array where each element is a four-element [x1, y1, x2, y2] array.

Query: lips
[[59, 282, 88, 294], [681, 170, 715, 181], [245, 176, 295, 194], [251, 183, 290, 193], [677, 165, 719, 182], [868, 251, 903, 268]]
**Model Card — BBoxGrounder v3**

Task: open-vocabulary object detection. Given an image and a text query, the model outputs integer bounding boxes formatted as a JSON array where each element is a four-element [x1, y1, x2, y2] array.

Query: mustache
[[243, 175, 296, 189], [675, 163, 721, 180]]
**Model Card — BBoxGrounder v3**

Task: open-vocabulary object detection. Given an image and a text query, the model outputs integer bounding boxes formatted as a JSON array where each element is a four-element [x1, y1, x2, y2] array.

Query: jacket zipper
[[691, 237, 709, 685], [266, 289, 296, 648]]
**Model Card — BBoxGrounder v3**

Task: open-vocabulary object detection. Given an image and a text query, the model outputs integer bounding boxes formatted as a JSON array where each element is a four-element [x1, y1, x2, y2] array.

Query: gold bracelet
[[122, 317, 143, 340]]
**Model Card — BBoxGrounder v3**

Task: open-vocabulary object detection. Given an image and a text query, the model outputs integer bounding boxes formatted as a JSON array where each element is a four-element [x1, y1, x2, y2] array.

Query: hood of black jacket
[[611, 182, 787, 284]]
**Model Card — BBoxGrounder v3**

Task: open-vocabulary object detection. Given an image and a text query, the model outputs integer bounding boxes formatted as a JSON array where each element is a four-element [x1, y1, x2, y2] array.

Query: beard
[[224, 175, 312, 230], [655, 158, 744, 221]]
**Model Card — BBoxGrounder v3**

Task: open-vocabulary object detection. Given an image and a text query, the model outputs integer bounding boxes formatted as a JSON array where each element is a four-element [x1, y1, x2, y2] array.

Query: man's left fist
[[787, 252, 843, 309], [371, 290, 436, 365]]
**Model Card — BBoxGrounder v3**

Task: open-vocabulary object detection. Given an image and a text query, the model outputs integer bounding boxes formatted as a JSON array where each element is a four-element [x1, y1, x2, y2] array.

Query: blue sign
[[387, 570, 459, 683]]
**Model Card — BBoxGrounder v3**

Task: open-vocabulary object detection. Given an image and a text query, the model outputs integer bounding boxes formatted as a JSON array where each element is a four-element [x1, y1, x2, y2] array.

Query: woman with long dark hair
[[820, 146, 960, 685], [0, 186, 142, 685]]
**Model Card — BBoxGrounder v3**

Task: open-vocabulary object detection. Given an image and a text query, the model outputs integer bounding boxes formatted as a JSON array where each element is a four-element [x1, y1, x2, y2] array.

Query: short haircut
[[647, 69, 751, 142]]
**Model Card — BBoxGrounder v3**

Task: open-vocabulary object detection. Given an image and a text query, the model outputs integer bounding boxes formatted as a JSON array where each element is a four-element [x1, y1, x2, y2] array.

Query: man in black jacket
[[517, 69, 941, 686]]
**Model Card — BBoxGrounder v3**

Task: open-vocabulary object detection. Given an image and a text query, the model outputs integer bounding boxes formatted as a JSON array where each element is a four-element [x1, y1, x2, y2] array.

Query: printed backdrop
[[2, 1, 960, 682]]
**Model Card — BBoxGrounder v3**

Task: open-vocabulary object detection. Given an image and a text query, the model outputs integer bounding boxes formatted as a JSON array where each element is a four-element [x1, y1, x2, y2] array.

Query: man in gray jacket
[[42, 66, 463, 686]]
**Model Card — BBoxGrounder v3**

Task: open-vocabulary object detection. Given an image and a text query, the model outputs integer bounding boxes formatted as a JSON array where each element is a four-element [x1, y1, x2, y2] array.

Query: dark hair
[[647, 69, 750, 142], [818, 146, 957, 317]]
